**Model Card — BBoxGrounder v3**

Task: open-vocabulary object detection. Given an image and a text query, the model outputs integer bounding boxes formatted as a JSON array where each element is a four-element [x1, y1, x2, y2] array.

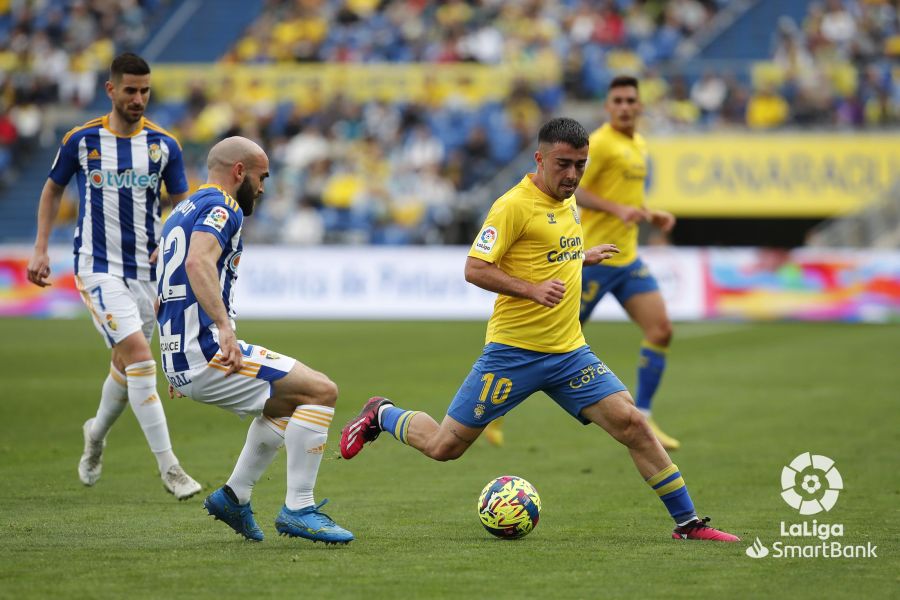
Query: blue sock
[[379, 406, 420, 446], [647, 464, 697, 525], [636, 342, 667, 412]]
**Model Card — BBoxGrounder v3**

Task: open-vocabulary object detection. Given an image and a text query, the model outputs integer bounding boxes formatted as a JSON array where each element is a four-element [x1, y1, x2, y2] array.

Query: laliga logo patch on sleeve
[[474, 226, 498, 253], [203, 206, 229, 232]]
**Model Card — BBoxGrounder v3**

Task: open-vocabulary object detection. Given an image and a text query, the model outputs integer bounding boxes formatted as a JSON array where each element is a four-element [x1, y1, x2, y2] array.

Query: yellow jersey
[[468, 175, 586, 353], [579, 123, 648, 266]]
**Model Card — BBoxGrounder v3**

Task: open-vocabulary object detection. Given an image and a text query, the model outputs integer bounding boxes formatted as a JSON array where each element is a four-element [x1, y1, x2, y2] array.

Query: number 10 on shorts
[[480, 373, 512, 405]]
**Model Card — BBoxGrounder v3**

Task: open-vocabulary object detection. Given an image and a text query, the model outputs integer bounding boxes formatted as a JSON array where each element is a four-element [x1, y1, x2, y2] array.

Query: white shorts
[[165, 342, 296, 417], [75, 273, 156, 348]]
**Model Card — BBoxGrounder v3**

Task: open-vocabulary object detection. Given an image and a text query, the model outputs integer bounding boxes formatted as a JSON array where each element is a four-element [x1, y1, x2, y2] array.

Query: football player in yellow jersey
[[576, 75, 681, 450], [340, 118, 739, 542]]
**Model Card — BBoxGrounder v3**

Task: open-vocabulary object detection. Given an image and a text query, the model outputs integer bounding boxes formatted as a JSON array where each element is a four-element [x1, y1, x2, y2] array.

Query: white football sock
[[284, 405, 333, 511], [125, 360, 178, 473], [89, 364, 128, 440], [226, 416, 287, 504]]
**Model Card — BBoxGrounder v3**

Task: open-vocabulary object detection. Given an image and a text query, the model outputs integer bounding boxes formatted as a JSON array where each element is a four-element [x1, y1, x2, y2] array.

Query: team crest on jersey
[[571, 205, 580, 224], [259, 348, 281, 360], [148, 143, 162, 163], [474, 226, 498, 254], [547, 212, 557, 224], [203, 206, 229, 231]]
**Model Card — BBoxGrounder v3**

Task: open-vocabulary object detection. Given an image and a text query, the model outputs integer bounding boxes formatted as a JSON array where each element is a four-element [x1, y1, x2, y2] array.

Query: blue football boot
[[203, 486, 264, 542], [274, 499, 354, 545]]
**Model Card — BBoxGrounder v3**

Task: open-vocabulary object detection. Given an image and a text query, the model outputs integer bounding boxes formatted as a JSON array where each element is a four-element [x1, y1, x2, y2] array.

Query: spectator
[[690, 71, 727, 123], [746, 86, 790, 129]]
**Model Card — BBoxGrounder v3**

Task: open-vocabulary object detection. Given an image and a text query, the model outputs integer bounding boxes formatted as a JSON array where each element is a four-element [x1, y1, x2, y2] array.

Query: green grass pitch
[[1, 319, 897, 599]]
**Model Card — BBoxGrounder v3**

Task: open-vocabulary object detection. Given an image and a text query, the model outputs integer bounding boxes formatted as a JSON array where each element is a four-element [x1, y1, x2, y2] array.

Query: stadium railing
[[807, 182, 900, 248]]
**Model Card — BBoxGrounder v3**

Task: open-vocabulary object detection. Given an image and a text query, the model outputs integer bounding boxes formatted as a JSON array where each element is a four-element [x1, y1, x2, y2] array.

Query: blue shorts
[[580, 257, 659, 322], [447, 343, 627, 427]]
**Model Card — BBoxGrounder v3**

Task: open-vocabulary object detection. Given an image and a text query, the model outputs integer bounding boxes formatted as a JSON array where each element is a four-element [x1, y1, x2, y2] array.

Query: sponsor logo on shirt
[[88, 169, 159, 190], [547, 235, 584, 263], [203, 206, 229, 232], [159, 334, 182, 354], [474, 226, 498, 253], [227, 251, 242, 271]]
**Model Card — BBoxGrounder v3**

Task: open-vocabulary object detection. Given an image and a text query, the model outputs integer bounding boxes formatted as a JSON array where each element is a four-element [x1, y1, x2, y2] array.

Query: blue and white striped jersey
[[49, 115, 189, 281], [156, 185, 244, 374]]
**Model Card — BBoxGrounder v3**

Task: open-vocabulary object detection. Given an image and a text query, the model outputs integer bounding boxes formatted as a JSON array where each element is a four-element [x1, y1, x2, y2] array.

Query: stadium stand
[[0, 0, 897, 245]]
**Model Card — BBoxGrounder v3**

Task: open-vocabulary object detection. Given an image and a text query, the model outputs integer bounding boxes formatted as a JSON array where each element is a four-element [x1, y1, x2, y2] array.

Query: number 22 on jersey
[[159, 226, 187, 302]]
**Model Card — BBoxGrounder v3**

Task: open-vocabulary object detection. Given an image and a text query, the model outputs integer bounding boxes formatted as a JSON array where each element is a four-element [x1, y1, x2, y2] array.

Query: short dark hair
[[538, 117, 588, 149], [110, 53, 150, 82], [609, 75, 639, 92]]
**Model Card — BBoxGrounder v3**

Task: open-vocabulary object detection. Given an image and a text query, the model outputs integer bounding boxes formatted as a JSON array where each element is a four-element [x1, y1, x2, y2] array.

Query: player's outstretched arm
[[184, 231, 243, 375], [26, 179, 66, 287], [584, 243, 620, 266], [465, 256, 565, 308], [575, 188, 648, 224]]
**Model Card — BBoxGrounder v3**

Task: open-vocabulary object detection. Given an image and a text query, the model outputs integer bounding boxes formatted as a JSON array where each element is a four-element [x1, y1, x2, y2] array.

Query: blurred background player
[[341, 118, 739, 542], [25, 52, 201, 499], [576, 75, 680, 450], [157, 136, 353, 544]]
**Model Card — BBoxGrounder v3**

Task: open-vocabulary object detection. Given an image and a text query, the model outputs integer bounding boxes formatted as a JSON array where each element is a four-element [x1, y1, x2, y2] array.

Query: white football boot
[[162, 464, 202, 500], [78, 418, 105, 486]]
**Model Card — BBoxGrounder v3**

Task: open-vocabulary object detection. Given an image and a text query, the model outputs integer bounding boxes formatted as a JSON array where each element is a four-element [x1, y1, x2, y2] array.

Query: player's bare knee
[[298, 371, 338, 407], [614, 407, 654, 449], [426, 440, 466, 462], [647, 321, 673, 347], [629, 412, 657, 449], [317, 377, 338, 407]]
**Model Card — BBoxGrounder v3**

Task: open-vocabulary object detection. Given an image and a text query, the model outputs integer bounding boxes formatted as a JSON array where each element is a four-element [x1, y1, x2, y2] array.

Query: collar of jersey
[[101, 114, 146, 138], [523, 173, 569, 205], [602, 122, 637, 142], [198, 183, 236, 201]]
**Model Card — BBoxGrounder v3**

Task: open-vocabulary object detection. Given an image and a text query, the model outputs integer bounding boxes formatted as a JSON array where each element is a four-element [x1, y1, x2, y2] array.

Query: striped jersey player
[[156, 184, 244, 381], [26, 53, 200, 500], [157, 136, 353, 544], [50, 112, 188, 280]]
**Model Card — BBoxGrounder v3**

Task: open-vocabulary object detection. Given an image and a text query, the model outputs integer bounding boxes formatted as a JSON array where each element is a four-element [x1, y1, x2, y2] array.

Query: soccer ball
[[477, 475, 541, 539]]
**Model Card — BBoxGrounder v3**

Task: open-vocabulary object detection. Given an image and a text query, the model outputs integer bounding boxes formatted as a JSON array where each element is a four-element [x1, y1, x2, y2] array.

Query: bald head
[[207, 136, 266, 174], [205, 136, 270, 216]]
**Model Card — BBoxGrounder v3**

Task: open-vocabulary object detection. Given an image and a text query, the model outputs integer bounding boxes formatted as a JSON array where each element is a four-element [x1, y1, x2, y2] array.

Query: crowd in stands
[[0, 0, 898, 244], [197, 0, 732, 243], [227, 0, 726, 68], [749, 0, 900, 129], [165, 82, 555, 244], [0, 0, 165, 183]]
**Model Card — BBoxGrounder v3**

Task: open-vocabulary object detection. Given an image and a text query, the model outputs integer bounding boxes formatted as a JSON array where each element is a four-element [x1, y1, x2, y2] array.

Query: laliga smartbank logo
[[745, 453, 877, 560], [780, 452, 842, 514]]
